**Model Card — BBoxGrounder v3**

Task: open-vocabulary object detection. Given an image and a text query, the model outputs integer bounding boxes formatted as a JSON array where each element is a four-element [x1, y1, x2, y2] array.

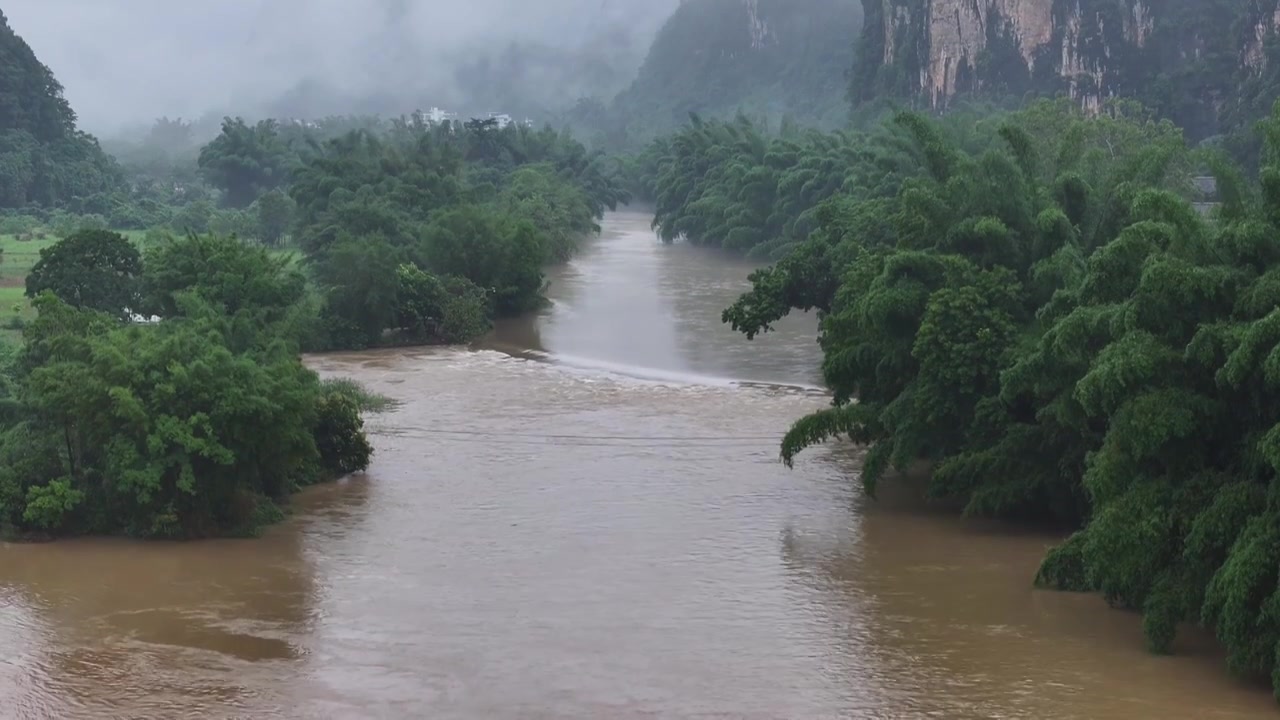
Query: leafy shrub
[[312, 390, 373, 481]]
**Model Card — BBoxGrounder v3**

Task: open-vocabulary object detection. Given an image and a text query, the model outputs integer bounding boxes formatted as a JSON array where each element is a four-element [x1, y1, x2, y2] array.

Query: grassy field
[[0, 233, 59, 324]]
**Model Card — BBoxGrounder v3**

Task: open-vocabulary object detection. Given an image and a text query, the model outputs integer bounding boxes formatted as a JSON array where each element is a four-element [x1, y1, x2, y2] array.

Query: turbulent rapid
[[0, 211, 1273, 719]]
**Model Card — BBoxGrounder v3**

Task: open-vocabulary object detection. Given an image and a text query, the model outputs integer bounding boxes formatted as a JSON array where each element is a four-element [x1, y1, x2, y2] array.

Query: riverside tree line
[[632, 98, 1280, 698], [0, 117, 625, 538], [3, 109, 626, 349], [0, 12, 628, 538]]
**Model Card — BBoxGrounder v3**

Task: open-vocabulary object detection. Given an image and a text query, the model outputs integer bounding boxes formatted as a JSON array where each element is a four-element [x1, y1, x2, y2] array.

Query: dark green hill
[[573, 0, 862, 148], [0, 10, 120, 210]]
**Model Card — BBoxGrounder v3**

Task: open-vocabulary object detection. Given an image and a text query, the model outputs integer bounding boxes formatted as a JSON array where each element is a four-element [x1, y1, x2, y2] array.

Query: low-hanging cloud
[[4, 0, 680, 136]]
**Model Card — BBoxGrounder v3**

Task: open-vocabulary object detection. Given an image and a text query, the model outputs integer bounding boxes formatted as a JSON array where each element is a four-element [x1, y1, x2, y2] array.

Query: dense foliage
[[668, 98, 1280, 696], [0, 231, 374, 539], [0, 13, 389, 541], [0, 109, 624, 536], [197, 117, 292, 208], [289, 118, 625, 349], [643, 100, 1068, 259], [645, 114, 867, 258], [139, 232, 317, 349]]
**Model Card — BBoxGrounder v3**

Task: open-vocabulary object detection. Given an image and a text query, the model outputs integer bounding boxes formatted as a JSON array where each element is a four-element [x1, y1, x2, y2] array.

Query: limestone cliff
[[854, 0, 1280, 139]]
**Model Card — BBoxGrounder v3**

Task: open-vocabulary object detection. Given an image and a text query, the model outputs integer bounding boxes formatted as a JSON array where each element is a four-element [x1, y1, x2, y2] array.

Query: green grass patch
[[0, 285, 30, 345], [0, 233, 59, 287]]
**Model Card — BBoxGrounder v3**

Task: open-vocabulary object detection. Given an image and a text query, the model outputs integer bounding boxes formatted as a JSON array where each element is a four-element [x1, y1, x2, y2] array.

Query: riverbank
[[2, 211, 1275, 718], [21, 343, 1273, 719]]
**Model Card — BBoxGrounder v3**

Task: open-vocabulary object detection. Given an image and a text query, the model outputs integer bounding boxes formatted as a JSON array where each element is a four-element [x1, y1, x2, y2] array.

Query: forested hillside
[[0, 10, 120, 210], [570, 0, 862, 149]]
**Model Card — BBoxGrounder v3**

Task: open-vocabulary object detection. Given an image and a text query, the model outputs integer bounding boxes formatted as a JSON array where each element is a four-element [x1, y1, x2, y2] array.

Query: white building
[[420, 107, 457, 124]]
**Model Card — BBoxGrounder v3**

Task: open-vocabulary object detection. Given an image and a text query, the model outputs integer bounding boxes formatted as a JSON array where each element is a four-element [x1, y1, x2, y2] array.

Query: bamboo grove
[[640, 98, 1280, 695], [288, 117, 628, 349]]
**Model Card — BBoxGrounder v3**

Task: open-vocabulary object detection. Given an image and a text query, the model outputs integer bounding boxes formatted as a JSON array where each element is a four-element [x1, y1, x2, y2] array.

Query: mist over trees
[[595, 0, 862, 147], [2, 0, 680, 137], [197, 118, 291, 208]]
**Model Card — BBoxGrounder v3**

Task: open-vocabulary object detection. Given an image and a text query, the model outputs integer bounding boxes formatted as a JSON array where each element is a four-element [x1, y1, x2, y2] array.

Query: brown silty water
[[0, 211, 1274, 719]]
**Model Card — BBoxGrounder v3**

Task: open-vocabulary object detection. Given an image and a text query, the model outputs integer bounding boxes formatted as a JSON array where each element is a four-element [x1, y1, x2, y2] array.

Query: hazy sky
[[4, 0, 680, 135]]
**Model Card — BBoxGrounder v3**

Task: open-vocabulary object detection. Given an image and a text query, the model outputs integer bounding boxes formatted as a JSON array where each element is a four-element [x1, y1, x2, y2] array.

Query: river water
[[1, 210, 1275, 719]]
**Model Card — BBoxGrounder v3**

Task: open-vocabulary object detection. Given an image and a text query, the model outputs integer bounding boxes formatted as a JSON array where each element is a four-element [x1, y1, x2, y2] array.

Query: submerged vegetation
[[320, 377, 397, 414], [637, 98, 1280, 696]]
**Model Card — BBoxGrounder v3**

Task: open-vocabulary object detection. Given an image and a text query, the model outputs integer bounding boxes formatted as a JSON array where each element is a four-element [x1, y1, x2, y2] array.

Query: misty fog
[[4, 0, 680, 137]]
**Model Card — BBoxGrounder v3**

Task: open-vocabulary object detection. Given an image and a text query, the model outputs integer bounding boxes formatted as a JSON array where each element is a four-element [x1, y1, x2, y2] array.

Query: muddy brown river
[[1, 211, 1276, 718]]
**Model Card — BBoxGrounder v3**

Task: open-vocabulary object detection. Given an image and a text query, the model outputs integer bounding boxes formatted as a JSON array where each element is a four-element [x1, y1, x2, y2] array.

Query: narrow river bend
[[0, 211, 1274, 719]]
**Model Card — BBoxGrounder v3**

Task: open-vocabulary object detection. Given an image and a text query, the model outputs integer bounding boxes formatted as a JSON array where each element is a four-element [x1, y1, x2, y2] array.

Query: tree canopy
[[197, 117, 292, 208], [289, 118, 626, 349], [0, 234, 374, 539], [25, 229, 142, 317]]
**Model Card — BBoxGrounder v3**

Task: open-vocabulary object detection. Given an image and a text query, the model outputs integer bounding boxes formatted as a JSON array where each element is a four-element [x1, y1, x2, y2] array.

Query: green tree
[[25, 229, 142, 317], [312, 389, 373, 480], [421, 205, 545, 316], [197, 117, 291, 208], [499, 165, 599, 261], [314, 235, 403, 349], [140, 233, 313, 350], [0, 295, 371, 538], [393, 263, 490, 343], [254, 188, 295, 245], [288, 121, 623, 349]]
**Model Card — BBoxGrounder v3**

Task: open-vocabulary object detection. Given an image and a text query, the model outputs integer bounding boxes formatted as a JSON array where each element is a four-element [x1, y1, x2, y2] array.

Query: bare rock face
[[894, 0, 1147, 109], [1243, 4, 1280, 71], [860, 0, 1280, 137], [923, 0, 1053, 104], [744, 0, 775, 50]]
